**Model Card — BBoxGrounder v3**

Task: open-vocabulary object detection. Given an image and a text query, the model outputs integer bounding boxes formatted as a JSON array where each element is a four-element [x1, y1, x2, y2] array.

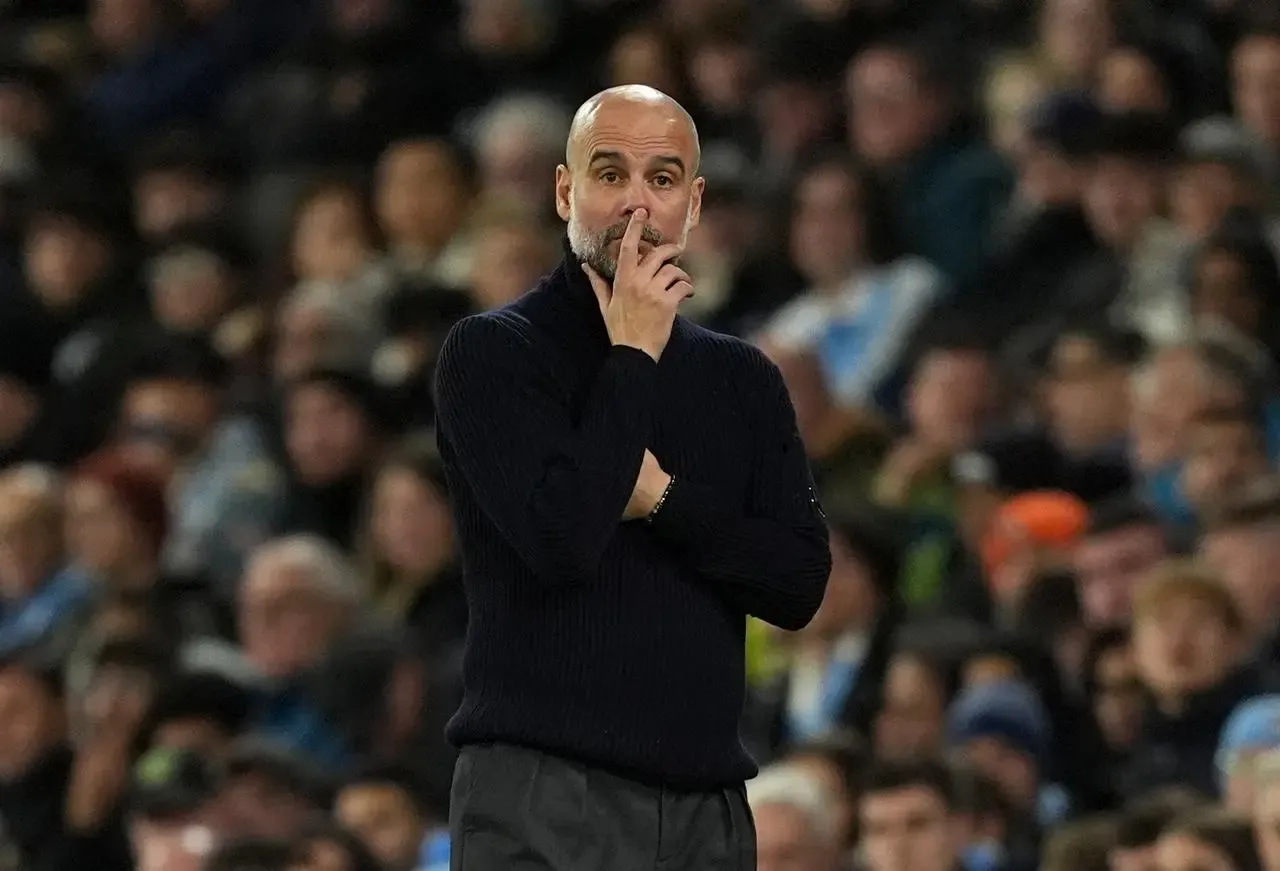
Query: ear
[[555, 165, 572, 223], [688, 175, 705, 228]]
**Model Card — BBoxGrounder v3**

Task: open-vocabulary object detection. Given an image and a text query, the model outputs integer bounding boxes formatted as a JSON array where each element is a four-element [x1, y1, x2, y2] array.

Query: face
[[555, 96, 703, 281], [608, 29, 683, 96], [0, 482, 61, 599], [756, 82, 834, 159], [789, 755, 856, 848], [1129, 349, 1214, 472], [907, 349, 993, 451], [65, 478, 145, 576], [1092, 643, 1145, 750], [755, 801, 838, 871], [805, 531, 879, 639], [1098, 49, 1168, 114], [1233, 36, 1280, 147], [1018, 144, 1085, 207], [860, 786, 960, 871], [134, 170, 224, 242], [239, 561, 344, 679], [129, 817, 215, 871], [960, 737, 1038, 811], [90, 0, 161, 57], [985, 65, 1048, 159], [1200, 526, 1280, 639], [376, 141, 470, 250], [1154, 833, 1239, 871], [285, 384, 371, 486], [216, 772, 313, 839], [1181, 420, 1268, 513], [24, 219, 111, 312], [335, 784, 425, 871], [1255, 780, 1280, 871], [1072, 525, 1166, 627], [274, 303, 338, 384], [1193, 250, 1261, 338], [1039, 0, 1113, 82], [1045, 337, 1130, 453], [1133, 595, 1235, 700], [1112, 845, 1159, 871], [1084, 156, 1164, 250], [469, 222, 557, 310], [150, 249, 233, 333], [371, 467, 453, 578], [1171, 163, 1252, 243], [292, 189, 374, 284], [789, 164, 865, 289], [120, 380, 218, 476], [874, 655, 946, 760], [0, 668, 62, 781], [847, 50, 937, 166]]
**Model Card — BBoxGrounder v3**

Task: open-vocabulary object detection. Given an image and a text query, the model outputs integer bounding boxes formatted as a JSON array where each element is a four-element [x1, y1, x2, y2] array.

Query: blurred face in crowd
[[689, 39, 755, 116], [79, 659, 155, 743], [0, 472, 62, 600], [1091, 640, 1145, 751], [0, 80, 51, 142], [149, 248, 235, 335], [787, 754, 858, 850], [958, 738, 1038, 812], [847, 49, 941, 167], [91, 0, 164, 58], [133, 168, 226, 243], [1039, 0, 1113, 83], [908, 348, 995, 452], [1200, 522, 1280, 642], [119, 378, 220, 477], [239, 558, 347, 679], [805, 531, 880, 641], [1073, 523, 1166, 627], [1233, 35, 1280, 148], [1170, 162, 1254, 244], [24, 216, 112, 312], [1255, 777, 1280, 871], [1154, 832, 1241, 871], [65, 477, 150, 579], [371, 465, 454, 579], [376, 140, 471, 254], [1098, 49, 1169, 115], [216, 771, 316, 839], [860, 785, 960, 871], [557, 89, 703, 283], [754, 798, 840, 871], [0, 666, 63, 781], [1180, 417, 1268, 514], [1083, 155, 1164, 251], [874, 654, 947, 760], [292, 186, 376, 285], [757, 80, 834, 162], [984, 60, 1048, 160], [1018, 142, 1086, 207], [1133, 594, 1237, 704], [477, 128, 560, 212], [330, 0, 395, 37], [335, 783, 425, 871], [130, 812, 215, 871], [0, 377, 39, 449], [469, 219, 558, 310], [790, 163, 866, 290], [463, 0, 547, 56], [285, 383, 373, 486], [1044, 336, 1131, 455], [1129, 347, 1212, 472], [1192, 249, 1264, 340], [609, 26, 684, 97]]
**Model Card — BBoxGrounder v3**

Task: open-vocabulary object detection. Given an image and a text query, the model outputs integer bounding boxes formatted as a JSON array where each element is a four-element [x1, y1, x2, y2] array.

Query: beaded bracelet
[[646, 476, 675, 522]]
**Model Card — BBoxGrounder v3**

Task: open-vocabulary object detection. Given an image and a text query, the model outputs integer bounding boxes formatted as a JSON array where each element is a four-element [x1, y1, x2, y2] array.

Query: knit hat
[[290, 367, 391, 432], [130, 746, 217, 819], [948, 679, 1051, 765], [1217, 696, 1280, 780], [74, 451, 169, 557]]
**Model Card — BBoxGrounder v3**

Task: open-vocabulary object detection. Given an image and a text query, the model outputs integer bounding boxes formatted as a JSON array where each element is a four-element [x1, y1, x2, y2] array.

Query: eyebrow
[[588, 150, 686, 175]]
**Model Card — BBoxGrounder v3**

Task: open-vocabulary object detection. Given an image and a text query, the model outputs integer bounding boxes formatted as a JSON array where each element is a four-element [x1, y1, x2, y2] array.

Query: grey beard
[[577, 218, 666, 281]]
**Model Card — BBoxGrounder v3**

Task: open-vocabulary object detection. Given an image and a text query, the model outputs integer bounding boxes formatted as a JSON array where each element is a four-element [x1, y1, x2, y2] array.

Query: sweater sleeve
[[648, 355, 830, 630], [434, 315, 656, 584]]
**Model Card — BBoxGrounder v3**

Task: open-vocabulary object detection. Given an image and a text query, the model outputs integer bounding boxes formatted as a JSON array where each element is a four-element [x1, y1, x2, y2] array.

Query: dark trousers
[[449, 743, 756, 870]]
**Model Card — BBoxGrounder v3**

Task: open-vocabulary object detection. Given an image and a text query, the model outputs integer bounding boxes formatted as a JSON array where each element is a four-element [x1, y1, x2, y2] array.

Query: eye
[[599, 171, 620, 184], [653, 175, 674, 187]]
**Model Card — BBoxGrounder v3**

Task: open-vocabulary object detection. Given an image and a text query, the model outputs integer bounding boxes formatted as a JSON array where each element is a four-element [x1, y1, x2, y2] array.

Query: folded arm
[[648, 356, 831, 630], [434, 315, 655, 584]]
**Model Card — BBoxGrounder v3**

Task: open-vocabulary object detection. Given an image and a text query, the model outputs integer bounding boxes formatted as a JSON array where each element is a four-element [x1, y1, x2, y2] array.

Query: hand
[[584, 208, 693, 362], [624, 449, 672, 519], [874, 438, 949, 506], [66, 733, 132, 831]]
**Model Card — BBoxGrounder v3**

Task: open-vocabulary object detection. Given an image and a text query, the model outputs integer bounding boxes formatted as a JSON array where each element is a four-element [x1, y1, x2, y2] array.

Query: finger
[[582, 264, 611, 316], [668, 280, 694, 300], [637, 243, 684, 277], [618, 208, 647, 270], [653, 263, 691, 292]]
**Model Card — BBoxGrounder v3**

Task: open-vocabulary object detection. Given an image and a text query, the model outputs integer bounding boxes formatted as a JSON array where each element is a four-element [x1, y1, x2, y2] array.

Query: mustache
[[599, 218, 665, 247]]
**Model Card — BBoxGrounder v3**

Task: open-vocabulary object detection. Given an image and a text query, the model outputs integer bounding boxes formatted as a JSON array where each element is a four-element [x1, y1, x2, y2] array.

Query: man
[[434, 85, 831, 869], [1072, 497, 1168, 628], [858, 758, 966, 871], [749, 763, 844, 871]]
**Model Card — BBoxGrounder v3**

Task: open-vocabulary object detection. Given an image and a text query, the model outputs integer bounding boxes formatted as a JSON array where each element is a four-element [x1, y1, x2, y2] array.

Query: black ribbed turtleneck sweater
[[433, 246, 831, 790]]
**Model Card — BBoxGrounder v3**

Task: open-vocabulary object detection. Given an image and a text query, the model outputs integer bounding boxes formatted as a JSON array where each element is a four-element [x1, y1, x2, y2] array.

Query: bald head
[[566, 86, 700, 174]]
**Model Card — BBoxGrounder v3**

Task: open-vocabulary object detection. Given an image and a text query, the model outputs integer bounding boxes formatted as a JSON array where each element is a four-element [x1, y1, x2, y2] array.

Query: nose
[[621, 178, 656, 216]]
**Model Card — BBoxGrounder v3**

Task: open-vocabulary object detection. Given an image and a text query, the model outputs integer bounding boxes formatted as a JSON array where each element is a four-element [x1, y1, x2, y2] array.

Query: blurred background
[[3, 0, 1280, 869]]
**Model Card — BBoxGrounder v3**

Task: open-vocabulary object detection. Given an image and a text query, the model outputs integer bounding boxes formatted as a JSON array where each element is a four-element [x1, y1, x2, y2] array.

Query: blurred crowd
[[4, 0, 1280, 870]]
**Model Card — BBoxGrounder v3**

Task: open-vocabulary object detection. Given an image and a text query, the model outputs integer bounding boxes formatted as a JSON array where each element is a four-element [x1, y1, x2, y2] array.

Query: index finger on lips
[[618, 209, 647, 270], [638, 243, 684, 278]]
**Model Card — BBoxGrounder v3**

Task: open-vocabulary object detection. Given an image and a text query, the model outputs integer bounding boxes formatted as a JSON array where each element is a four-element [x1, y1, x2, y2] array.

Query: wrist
[[645, 473, 675, 521]]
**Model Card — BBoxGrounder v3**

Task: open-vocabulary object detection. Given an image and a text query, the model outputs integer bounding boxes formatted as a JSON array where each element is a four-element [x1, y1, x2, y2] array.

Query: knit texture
[[433, 248, 830, 789]]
